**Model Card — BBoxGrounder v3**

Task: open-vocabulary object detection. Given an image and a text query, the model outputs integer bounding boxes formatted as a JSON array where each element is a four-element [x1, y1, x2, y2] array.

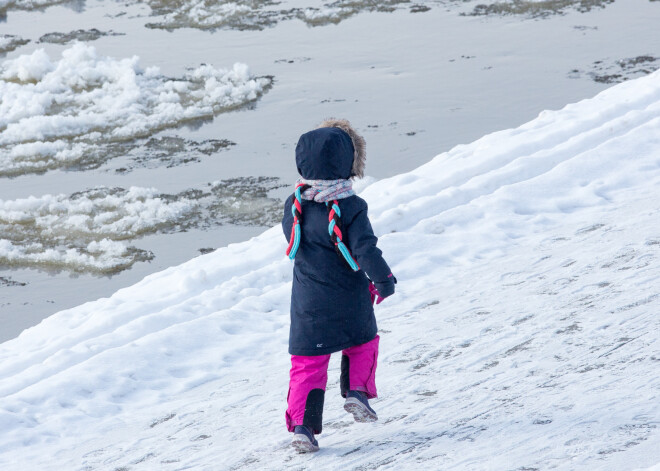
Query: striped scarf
[[297, 178, 355, 202]]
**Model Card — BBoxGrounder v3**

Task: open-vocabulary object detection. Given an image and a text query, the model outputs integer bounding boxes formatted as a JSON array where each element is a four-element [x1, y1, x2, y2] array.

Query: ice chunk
[[0, 178, 285, 274], [0, 44, 272, 177]]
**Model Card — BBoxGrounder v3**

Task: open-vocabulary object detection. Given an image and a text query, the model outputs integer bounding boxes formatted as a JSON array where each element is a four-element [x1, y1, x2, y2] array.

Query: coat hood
[[295, 118, 366, 180]]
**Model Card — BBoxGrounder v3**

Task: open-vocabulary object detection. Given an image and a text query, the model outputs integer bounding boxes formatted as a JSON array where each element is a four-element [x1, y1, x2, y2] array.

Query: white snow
[[0, 44, 272, 176], [1, 69, 659, 470]]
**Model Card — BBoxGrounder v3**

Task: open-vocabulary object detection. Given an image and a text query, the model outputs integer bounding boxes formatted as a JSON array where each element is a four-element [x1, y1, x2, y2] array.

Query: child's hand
[[370, 275, 396, 305]]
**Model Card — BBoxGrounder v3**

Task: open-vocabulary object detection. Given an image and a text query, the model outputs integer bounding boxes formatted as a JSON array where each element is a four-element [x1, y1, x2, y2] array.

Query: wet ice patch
[[3, 0, 436, 30], [0, 0, 67, 14], [145, 0, 279, 31], [0, 34, 30, 54], [464, 0, 615, 17], [37, 28, 124, 45], [0, 178, 284, 274], [0, 276, 27, 287], [144, 0, 432, 31], [115, 135, 236, 173], [297, 0, 415, 26], [202, 176, 287, 226], [0, 44, 272, 177], [569, 55, 660, 84], [274, 57, 311, 64], [297, 5, 350, 25]]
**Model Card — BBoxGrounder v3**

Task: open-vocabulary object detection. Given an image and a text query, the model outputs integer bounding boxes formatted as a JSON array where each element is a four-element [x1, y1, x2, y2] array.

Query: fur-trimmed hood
[[295, 118, 367, 181], [317, 118, 366, 179], [295, 127, 352, 180]]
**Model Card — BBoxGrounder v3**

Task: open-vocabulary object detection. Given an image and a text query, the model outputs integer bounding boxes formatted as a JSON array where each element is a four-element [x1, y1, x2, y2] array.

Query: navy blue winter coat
[[282, 125, 395, 356]]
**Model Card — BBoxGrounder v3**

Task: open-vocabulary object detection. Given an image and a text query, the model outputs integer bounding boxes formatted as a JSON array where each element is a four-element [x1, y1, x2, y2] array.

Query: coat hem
[[289, 334, 378, 357]]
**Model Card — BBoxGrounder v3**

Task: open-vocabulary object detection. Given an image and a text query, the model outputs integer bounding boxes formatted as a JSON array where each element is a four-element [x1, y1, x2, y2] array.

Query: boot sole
[[291, 435, 319, 453], [344, 398, 378, 423]]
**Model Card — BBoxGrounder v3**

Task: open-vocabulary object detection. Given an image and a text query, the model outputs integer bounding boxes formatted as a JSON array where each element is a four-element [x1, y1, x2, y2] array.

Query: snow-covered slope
[[1, 70, 659, 470]]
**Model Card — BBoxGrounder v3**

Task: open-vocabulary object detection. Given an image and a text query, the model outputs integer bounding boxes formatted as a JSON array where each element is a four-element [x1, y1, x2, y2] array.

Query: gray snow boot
[[291, 425, 319, 453], [344, 390, 378, 422]]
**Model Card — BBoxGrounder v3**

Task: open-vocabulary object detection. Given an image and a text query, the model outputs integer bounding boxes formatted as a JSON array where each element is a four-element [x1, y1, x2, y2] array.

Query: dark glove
[[371, 274, 396, 304]]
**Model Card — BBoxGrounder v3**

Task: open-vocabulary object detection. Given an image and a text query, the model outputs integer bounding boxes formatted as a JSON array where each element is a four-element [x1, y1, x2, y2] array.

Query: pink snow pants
[[286, 335, 379, 434]]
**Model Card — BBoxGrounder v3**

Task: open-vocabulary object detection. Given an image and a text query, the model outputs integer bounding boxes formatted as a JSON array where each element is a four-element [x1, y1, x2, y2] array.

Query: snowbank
[[0, 70, 659, 470], [0, 44, 272, 176]]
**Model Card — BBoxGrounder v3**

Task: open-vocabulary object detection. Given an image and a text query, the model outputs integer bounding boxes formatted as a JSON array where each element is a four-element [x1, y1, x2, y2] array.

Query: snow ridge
[[1, 71, 659, 470]]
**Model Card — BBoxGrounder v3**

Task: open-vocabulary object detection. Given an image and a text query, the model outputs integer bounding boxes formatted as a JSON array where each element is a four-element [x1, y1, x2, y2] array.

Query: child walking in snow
[[282, 119, 396, 453]]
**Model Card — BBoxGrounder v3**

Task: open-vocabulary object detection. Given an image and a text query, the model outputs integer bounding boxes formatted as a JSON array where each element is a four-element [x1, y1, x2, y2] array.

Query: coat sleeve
[[344, 202, 396, 296], [282, 195, 293, 243]]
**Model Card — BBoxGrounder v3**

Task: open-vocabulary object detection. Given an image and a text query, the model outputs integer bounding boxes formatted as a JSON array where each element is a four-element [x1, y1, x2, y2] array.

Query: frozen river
[[1, 0, 659, 342]]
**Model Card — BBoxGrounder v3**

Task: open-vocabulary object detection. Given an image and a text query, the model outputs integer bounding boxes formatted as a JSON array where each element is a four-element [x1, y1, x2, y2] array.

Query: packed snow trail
[[1, 71, 659, 470]]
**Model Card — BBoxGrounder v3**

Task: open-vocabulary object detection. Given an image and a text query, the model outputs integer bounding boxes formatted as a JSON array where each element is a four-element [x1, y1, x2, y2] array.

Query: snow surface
[[1, 70, 660, 470], [0, 44, 271, 177]]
